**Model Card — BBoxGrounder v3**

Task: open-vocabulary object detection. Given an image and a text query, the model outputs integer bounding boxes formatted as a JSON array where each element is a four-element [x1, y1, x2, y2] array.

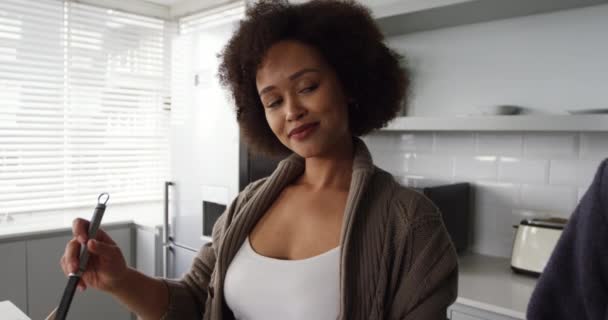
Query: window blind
[[0, 0, 170, 215], [178, 2, 244, 35]]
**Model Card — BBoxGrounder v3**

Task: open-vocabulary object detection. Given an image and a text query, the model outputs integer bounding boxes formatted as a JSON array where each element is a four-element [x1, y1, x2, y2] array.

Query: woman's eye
[[299, 84, 318, 94], [267, 99, 282, 108]]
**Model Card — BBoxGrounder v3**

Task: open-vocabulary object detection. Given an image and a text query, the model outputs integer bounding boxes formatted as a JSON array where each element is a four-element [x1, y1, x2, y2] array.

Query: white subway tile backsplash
[[434, 132, 476, 155], [366, 131, 605, 257], [454, 156, 497, 180], [395, 133, 434, 153], [523, 133, 578, 159], [372, 151, 406, 175], [471, 203, 516, 258], [407, 154, 454, 178], [549, 159, 602, 188], [476, 133, 523, 156], [474, 181, 519, 207], [362, 133, 396, 152], [520, 184, 577, 217], [580, 133, 608, 160], [470, 202, 498, 257], [494, 207, 520, 257], [397, 176, 454, 189], [498, 158, 548, 184], [577, 186, 588, 204]]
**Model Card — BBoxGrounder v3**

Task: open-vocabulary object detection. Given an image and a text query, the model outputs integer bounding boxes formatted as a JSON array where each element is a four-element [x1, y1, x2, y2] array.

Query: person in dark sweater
[[527, 158, 608, 320]]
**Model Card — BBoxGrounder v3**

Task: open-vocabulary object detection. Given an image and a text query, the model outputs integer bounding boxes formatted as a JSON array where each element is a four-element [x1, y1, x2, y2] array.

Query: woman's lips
[[289, 122, 319, 140]]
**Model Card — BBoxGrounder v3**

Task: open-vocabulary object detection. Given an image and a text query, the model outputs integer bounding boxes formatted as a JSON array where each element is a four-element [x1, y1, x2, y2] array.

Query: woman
[[61, 1, 458, 319]]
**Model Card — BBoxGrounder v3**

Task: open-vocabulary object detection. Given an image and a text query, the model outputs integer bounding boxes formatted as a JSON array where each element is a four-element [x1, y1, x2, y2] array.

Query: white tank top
[[224, 237, 341, 320]]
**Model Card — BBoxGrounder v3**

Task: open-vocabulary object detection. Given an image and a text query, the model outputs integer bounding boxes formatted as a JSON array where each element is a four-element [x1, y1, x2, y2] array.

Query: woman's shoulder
[[239, 177, 269, 201], [227, 177, 269, 219]]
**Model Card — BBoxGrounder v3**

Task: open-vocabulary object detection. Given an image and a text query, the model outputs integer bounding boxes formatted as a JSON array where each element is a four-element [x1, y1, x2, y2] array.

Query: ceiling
[[143, 0, 186, 6]]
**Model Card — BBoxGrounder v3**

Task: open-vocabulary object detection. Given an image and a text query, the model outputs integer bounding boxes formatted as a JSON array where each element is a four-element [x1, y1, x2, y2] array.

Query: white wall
[[387, 4, 608, 116], [364, 4, 608, 258]]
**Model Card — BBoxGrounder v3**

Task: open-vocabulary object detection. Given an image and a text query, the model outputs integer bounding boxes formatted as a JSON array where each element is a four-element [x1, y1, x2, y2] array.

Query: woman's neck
[[297, 137, 354, 192]]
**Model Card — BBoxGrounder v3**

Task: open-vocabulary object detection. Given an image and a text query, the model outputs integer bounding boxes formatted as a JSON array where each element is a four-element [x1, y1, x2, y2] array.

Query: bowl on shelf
[[478, 105, 523, 116]]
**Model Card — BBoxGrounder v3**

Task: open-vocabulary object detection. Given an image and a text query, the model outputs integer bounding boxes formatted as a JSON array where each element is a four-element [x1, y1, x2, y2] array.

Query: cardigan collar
[[213, 136, 376, 319]]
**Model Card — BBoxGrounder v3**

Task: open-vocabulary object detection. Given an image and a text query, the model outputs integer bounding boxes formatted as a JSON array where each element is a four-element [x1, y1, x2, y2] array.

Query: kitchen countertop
[[0, 203, 164, 241], [456, 253, 538, 319]]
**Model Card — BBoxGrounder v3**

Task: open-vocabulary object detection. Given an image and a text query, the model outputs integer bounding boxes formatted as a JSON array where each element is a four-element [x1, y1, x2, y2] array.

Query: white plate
[[567, 108, 608, 115]]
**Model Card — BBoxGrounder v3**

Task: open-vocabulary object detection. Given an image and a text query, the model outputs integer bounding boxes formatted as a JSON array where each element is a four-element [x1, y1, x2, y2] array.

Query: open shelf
[[374, 0, 608, 36], [380, 115, 608, 132]]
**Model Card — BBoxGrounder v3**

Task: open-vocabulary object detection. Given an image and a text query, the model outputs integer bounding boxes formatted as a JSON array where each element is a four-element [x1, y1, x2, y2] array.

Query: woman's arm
[[61, 221, 170, 320], [109, 268, 169, 320], [388, 193, 459, 320]]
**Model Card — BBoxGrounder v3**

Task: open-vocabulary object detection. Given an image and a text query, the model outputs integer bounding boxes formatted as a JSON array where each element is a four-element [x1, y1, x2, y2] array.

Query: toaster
[[511, 218, 566, 276]]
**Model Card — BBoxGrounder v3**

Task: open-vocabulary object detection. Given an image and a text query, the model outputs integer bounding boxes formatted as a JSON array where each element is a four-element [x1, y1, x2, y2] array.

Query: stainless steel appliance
[[162, 8, 243, 278]]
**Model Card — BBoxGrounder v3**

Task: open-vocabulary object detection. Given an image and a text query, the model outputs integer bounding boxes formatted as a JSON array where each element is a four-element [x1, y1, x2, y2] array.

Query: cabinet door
[[448, 303, 522, 320], [135, 225, 161, 277], [27, 226, 133, 320], [0, 241, 27, 313], [451, 311, 486, 320]]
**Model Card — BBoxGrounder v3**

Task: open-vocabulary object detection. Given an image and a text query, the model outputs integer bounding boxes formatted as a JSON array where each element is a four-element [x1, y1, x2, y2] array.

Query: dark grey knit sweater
[[528, 158, 608, 320]]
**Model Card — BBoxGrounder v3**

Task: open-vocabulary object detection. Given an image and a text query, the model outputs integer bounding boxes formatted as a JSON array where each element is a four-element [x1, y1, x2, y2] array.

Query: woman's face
[[256, 40, 351, 158]]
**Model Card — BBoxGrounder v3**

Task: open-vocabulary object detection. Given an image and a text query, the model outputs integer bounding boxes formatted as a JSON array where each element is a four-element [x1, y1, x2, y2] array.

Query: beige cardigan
[[161, 137, 458, 320]]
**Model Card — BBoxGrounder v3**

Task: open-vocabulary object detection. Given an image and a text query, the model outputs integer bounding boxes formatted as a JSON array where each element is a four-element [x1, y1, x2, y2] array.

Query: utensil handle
[[78, 199, 107, 272]]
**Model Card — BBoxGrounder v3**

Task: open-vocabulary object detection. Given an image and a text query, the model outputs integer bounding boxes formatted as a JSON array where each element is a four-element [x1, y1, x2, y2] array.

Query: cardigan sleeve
[[159, 180, 261, 320], [388, 191, 459, 320]]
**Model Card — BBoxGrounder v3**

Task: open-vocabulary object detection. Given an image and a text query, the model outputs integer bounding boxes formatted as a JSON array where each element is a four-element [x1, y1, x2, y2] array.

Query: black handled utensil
[[55, 193, 109, 320]]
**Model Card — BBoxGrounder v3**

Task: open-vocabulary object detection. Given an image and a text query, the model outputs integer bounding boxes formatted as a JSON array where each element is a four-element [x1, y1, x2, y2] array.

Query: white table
[[0, 300, 31, 320]]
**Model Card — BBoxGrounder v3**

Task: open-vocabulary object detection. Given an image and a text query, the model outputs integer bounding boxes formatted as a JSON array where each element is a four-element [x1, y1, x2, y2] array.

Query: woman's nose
[[285, 95, 306, 122]]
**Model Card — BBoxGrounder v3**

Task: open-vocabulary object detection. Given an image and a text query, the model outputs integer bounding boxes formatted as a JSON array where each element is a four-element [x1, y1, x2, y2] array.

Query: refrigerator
[[163, 8, 244, 278], [164, 3, 285, 279]]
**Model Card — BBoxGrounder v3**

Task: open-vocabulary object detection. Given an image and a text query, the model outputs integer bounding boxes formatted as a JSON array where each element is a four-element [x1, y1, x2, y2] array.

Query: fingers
[[94, 228, 117, 246], [78, 278, 87, 292], [60, 240, 88, 292], [71, 218, 115, 245], [87, 239, 117, 258], [61, 238, 81, 275], [72, 218, 90, 244]]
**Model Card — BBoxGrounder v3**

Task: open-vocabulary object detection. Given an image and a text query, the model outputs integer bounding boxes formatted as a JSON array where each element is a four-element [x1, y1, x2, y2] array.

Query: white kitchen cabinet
[[448, 303, 522, 320], [26, 225, 133, 320], [451, 310, 486, 320], [135, 225, 162, 277], [0, 241, 27, 313]]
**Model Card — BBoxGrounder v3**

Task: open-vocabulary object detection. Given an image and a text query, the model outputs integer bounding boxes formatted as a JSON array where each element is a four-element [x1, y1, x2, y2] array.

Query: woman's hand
[[60, 218, 129, 293]]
